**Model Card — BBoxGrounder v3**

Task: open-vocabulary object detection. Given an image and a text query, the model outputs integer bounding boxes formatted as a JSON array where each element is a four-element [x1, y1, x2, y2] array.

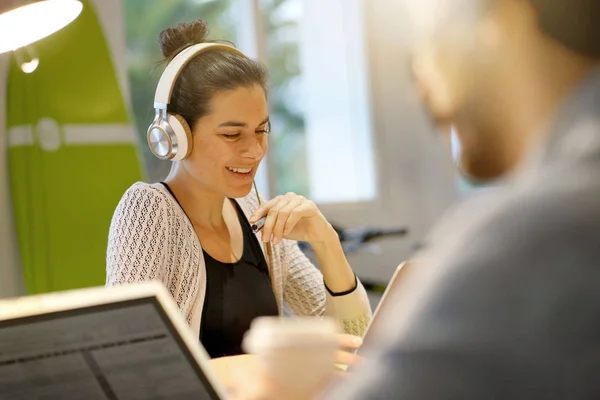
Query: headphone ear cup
[[147, 121, 172, 160], [168, 113, 193, 161]]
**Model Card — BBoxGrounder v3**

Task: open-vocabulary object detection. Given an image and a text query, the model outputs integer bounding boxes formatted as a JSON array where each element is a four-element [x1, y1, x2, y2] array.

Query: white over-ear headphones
[[147, 43, 245, 161]]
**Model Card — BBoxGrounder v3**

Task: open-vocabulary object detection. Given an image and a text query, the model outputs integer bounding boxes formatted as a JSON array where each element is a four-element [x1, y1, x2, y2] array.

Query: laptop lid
[[0, 282, 228, 400], [360, 261, 414, 350]]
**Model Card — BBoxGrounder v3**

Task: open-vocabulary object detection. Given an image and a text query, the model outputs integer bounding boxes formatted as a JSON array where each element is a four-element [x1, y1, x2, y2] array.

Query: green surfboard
[[6, 0, 143, 294]]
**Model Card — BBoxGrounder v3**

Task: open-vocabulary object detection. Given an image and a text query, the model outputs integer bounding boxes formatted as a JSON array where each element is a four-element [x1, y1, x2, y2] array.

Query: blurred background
[[0, 0, 468, 304]]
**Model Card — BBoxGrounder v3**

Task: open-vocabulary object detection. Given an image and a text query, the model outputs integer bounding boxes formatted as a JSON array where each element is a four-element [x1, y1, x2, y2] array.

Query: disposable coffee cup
[[242, 316, 339, 395]]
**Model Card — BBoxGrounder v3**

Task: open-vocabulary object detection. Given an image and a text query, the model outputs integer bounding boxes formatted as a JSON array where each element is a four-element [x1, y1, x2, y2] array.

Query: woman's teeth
[[227, 167, 252, 174]]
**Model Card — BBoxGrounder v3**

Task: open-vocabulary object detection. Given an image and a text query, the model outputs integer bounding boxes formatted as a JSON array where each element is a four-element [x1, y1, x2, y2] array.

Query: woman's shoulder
[[120, 181, 172, 203], [115, 181, 180, 219]]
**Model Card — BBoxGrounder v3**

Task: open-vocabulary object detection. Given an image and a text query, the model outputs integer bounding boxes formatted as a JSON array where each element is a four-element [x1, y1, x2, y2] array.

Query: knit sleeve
[[281, 239, 372, 336], [280, 239, 327, 317], [106, 184, 171, 288]]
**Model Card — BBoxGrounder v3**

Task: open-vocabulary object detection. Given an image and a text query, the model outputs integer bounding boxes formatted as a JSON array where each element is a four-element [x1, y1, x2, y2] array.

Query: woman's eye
[[222, 133, 240, 139], [256, 121, 271, 135]]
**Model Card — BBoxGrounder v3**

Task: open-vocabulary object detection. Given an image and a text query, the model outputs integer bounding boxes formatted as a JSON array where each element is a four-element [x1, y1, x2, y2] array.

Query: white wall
[[367, 0, 457, 233]]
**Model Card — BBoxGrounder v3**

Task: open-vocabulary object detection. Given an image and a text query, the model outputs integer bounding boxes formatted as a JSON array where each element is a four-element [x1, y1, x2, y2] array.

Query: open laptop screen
[[0, 297, 220, 400]]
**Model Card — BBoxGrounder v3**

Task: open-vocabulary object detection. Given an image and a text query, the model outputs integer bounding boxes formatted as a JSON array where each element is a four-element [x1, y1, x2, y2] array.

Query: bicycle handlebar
[[297, 224, 409, 255], [331, 224, 409, 243]]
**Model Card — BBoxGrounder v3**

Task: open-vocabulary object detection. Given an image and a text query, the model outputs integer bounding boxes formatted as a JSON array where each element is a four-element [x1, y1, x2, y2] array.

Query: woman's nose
[[240, 134, 266, 160]]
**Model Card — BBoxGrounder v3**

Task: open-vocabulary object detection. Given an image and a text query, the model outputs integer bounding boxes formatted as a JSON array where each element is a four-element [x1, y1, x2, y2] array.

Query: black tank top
[[159, 182, 278, 358]]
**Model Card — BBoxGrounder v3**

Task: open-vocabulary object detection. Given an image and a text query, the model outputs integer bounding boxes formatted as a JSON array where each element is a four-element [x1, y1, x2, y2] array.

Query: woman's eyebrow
[[218, 120, 247, 128], [218, 116, 270, 128]]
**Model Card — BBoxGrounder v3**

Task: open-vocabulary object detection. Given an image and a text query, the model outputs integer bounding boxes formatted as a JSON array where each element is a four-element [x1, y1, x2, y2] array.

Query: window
[[262, 0, 376, 203], [261, 0, 308, 196]]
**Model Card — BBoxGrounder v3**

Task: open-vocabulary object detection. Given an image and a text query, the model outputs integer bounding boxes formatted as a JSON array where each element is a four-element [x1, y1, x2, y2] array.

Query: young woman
[[106, 18, 371, 379]]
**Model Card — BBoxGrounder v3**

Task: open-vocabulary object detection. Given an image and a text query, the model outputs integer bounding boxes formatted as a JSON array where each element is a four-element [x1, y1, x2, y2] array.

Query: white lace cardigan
[[106, 182, 372, 337]]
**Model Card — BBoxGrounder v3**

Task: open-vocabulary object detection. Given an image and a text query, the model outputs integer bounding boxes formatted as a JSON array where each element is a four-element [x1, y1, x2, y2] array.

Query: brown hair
[[528, 0, 600, 58], [158, 19, 269, 128], [477, 0, 600, 58]]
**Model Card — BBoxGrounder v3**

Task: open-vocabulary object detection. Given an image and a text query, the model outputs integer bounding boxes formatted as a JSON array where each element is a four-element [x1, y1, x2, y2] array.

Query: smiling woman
[[167, 83, 270, 198], [106, 17, 372, 386]]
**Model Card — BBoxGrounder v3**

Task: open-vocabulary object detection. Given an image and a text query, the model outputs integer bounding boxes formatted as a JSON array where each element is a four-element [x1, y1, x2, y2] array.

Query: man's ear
[[411, 44, 454, 118]]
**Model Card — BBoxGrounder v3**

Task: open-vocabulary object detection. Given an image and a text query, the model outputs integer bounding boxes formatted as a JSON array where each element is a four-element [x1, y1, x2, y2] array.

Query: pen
[[251, 216, 266, 233]]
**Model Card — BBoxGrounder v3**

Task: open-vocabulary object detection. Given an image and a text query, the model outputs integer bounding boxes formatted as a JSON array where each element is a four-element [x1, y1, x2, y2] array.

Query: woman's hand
[[229, 334, 364, 400], [210, 354, 260, 390], [250, 192, 336, 245], [251, 192, 356, 293], [335, 333, 365, 369]]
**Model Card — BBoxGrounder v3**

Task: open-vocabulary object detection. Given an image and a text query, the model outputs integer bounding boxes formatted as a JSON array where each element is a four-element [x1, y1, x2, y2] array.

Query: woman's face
[[182, 84, 269, 198]]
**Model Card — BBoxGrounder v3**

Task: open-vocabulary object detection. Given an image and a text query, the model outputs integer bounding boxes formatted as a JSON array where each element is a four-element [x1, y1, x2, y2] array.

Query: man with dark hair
[[234, 0, 600, 398], [323, 0, 600, 398]]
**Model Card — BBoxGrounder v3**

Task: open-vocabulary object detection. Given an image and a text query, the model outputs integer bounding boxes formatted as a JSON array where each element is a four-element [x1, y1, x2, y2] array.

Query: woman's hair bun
[[158, 18, 210, 61]]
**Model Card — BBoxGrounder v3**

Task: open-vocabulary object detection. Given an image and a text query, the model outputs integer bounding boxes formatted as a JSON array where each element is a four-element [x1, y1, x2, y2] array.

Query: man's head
[[407, 0, 600, 180]]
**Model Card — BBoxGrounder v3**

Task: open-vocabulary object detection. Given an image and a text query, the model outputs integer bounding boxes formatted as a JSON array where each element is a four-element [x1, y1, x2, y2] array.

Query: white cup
[[242, 316, 339, 396]]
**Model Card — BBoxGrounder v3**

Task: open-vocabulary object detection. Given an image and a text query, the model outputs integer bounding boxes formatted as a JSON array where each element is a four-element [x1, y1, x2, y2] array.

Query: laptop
[[360, 261, 414, 351], [0, 281, 228, 400]]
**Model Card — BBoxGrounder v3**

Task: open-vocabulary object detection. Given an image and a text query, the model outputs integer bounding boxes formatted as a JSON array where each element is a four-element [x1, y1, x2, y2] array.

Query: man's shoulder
[[418, 164, 600, 296], [467, 179, 599, 257], [392, 170, 600, 362], [497, 159, 600, 232], [459, 157, 600, 238]]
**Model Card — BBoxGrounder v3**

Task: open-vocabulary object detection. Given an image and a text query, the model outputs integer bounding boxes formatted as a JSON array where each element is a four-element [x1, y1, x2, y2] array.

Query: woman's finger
[[335, 350, 365, 368], [250, 195, 282, 223], [260, 197, 290, 243], [282, 200, 314, 236], [271, 196, 304, 244], [338, 334, 363, 350]]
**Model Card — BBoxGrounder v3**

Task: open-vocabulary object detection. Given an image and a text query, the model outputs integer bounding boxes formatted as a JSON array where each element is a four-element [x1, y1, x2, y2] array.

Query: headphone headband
[[148, 42, 246, 161], [153, 42, 245, 107]]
